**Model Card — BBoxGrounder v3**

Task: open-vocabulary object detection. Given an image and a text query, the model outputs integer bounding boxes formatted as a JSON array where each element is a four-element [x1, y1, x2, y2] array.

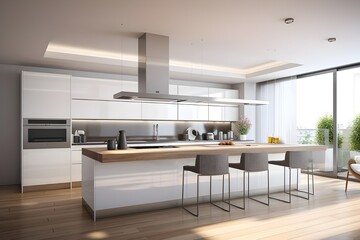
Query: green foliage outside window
[[315, 114, 343, 148]]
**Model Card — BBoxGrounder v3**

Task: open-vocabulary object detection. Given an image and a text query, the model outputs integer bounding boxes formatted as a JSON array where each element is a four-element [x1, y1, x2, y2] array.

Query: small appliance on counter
[[73, 130, 80, 143], [77, 130, 87, 143], [117, 130, 127, 150], [184, 127, 198, 141], [206, 132, 214, 140]]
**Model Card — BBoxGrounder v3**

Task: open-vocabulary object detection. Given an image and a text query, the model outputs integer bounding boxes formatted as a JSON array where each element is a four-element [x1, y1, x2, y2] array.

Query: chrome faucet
[[154, 123, 159, 141]]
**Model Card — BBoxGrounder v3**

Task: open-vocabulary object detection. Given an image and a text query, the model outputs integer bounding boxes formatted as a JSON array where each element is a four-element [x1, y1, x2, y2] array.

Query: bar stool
[[269, 151, 314, 203], [229, 153, 270, 209], [182, 154, 230, 217]]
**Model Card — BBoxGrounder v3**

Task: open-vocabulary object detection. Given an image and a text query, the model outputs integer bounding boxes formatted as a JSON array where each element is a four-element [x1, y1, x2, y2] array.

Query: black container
[[73, 135, 80, 143], [117, 130, 127, 150], [107, 139, 116, 150]]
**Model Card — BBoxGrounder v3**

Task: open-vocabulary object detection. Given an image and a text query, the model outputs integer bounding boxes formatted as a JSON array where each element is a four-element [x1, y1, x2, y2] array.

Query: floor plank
[[1, 176, 360, 240]]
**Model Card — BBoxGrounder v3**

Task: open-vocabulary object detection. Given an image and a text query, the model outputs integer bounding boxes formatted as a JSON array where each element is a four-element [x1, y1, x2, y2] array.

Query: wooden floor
[[1, 176, 360, 240]]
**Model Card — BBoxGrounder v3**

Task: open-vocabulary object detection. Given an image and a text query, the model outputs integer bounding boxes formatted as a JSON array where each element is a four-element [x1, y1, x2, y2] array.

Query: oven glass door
[[28, 129, 67, 143], [24, 126, 70, 149]]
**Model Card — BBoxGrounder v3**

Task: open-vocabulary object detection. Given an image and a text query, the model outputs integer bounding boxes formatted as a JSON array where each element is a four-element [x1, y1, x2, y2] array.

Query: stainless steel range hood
[[114, 33, 268, 106]]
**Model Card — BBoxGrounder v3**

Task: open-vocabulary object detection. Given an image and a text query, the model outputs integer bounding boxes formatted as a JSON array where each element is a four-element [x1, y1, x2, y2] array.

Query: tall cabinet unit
[[21, 71, 72, 192]]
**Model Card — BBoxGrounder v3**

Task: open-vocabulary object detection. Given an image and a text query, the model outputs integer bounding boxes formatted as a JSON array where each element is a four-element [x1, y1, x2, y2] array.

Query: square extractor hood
[[114, 33, 268, 106]]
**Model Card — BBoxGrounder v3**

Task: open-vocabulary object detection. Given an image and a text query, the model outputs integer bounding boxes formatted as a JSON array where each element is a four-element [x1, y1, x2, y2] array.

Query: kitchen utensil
[[107, 139, 116, 150], [218, 131, 224, 140], [117, 130, 127, 150], [228, 131, 234, 140]]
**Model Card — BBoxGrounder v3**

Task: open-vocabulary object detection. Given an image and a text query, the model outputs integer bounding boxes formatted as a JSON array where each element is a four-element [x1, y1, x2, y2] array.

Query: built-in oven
[[23, 119, 71, 149]]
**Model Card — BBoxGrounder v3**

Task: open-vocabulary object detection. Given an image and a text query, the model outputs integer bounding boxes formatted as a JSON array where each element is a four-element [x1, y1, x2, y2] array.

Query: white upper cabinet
[[71, 77, 138, 100], [178, 85, 209, 97], [178, 104, 209, 121], [71, 77, 122, 100], [22, 71, 71, 119], [209, 88, 239, 99], [122, 80, 138, 92], [169, 84, 178, 95], [141, 102, 177, 120], [209, 106, 238, 121], [208, 88, 239, 121], [72, 99, 141, 120]]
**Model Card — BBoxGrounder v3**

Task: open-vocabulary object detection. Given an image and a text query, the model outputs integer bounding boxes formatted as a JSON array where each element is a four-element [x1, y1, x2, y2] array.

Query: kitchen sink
[[131, 145, 179, 149]]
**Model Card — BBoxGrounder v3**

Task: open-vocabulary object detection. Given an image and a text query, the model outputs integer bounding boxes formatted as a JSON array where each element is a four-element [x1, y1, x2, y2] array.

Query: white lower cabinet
[[72, 99, 141, 119], [71, 149, 82, 182], [70, 145, 104, 184], [22, 149, 71, 187], [141, 102, 177, 120]]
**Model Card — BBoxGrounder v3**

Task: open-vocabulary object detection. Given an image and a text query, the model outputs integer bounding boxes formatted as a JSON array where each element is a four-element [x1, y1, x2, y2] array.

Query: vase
[[240, 135, 247, 141]]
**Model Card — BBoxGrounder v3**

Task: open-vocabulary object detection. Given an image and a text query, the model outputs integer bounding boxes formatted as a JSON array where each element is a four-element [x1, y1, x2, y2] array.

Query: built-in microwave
[[23, 119, 71, 149]]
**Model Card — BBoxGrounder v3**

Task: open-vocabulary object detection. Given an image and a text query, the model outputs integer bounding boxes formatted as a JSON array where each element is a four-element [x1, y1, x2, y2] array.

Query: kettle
[[117, 130, 127, 150]]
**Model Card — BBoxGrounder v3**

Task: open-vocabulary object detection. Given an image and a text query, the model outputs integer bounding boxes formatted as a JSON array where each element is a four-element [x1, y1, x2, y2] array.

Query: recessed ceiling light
[[328, 37, 336, 42], [284, 18, 294, 24]]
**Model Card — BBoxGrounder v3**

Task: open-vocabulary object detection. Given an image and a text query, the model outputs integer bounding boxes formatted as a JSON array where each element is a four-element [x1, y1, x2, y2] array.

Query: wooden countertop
[[82, 144, 327, 163]]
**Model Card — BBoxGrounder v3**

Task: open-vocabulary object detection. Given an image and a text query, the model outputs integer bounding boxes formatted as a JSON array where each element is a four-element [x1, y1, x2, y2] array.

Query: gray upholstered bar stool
[[182, 154, 230, 217], [269, 151, 314, 203], [229, 153, 270, 209]]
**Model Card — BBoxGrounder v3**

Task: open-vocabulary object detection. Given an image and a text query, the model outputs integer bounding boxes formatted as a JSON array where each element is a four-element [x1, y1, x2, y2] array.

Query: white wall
[[232, 83, 257, 141]]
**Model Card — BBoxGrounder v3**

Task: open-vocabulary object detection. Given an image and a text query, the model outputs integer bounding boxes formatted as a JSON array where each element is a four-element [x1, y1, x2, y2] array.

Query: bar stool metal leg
[[181, 170, 200, 217], [270, 167, 291, 203], [247, 171, 270, 206], [210, 174, 231, 212]]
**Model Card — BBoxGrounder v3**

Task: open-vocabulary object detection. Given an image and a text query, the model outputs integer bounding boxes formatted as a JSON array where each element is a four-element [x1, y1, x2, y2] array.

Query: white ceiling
[[1, 0, 360, 83]]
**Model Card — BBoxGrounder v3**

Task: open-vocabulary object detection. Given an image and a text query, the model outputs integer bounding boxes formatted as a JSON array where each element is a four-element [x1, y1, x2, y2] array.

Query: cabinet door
[[178, 104, 209, 121], [209, 88, 239, 121], [209, 106, 224, 121], [169, 84, 178, 95], [209, 106, 239, 121], [178, 85, 208, 97], [22, 71, 71, 118], [22, 149, 71, 186], [224, 106, 239, 121], [71, 77, 122, 100], [209, 88, 239, 99], [71, 150, 82, 182], [142, 103, 177, 120], [122, 80, 138, 92], [72, 100, 141, 119]]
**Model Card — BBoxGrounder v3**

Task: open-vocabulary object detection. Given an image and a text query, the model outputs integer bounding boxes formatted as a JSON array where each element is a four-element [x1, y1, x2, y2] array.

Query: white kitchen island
[[82, 144, 326, 220]]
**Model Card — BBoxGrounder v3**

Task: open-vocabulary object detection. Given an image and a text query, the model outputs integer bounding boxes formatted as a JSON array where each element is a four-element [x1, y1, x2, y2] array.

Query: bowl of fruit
[[218, 141, 236, 146]]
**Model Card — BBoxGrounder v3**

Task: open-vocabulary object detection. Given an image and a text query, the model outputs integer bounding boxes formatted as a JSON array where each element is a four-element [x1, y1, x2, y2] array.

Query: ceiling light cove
[[44, 43, 137, 67], [44, 42, 301, 80]]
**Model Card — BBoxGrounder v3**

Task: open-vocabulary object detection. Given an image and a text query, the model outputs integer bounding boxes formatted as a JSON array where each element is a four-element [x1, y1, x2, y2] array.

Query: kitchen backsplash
[[72, 120, 231, 141]]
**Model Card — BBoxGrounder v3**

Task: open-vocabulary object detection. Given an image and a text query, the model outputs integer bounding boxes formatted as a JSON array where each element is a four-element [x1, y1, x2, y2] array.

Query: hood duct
[[114, 33, 268, 105]]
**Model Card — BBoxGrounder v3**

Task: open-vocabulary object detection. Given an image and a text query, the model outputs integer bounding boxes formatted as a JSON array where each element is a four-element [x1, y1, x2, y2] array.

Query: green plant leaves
[[349, 114, 360, 151], [315, 114, 343, 148]]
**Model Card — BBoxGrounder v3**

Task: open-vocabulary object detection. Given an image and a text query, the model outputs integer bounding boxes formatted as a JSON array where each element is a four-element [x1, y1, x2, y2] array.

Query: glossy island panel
[[82, 144, 326, 220]]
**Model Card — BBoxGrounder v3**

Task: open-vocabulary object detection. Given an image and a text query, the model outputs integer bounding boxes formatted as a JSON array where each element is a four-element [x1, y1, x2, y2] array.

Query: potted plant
[[315, 114, 343, 148], [349, 114, 360, 158], [236, 117, 251, 140]]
